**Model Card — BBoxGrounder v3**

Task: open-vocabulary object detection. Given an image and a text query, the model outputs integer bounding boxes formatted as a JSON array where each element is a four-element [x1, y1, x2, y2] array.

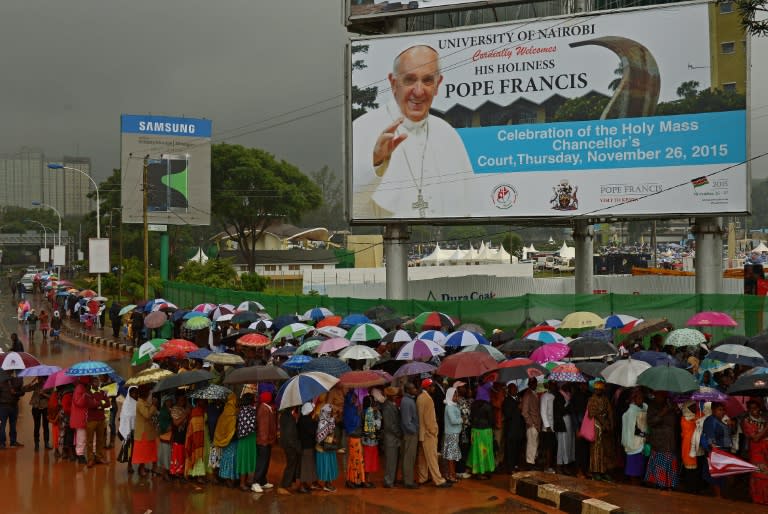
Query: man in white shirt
[[539, 381, 556, 473], [352, 44, 474, 220]]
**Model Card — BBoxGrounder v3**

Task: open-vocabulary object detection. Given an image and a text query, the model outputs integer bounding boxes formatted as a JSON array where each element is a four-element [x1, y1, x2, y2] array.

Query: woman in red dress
[[741, 399, 768, 505]]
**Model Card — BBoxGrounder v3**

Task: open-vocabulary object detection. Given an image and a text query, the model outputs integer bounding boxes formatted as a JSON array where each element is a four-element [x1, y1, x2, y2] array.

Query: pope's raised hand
[[373, 118, 407, 169]]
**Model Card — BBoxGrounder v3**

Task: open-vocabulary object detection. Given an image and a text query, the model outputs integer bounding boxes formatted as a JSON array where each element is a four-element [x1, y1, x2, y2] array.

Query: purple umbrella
[[395, 339, 445, 361], [18, 365, 62, 377], [393, 361, 437, 378], [673, 387, 729, 403]]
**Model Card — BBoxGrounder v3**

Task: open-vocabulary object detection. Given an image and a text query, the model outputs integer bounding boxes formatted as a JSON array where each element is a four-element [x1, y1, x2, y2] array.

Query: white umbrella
[[317, 326, 350, 339], [600, 358, 651, 388], [338, 345, 381, 362], [278, 372, 339, 410], [1, 352, 27, 370]]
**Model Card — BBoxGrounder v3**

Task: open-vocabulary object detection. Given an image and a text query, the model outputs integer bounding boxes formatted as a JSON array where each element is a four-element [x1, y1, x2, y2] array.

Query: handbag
[[316, 434, 338, 452], [578, 412, 596, 442]]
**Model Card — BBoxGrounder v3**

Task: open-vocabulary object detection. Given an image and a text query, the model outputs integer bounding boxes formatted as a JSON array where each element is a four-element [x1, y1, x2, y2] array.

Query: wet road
[[0, 292, 553, 514]]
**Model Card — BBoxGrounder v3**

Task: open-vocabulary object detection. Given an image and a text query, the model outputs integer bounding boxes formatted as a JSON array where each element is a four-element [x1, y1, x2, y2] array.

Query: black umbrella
[[371, 358, 405, 375], [223, 365, 290, 384], [623, 318, 673, 340], [727, 373, 768, 396], [747, 334, 768, 358], [272, 314, 300, 332], [575, 361, 609, 378], [495, 363, 548, 383], [303, 356, 352, 378], [219, 329, 259, 347], [152, 370, 213, 393], [497, 339, 542, 355], [381, 330, 416, 345], [364, 304, 397, 321], [377, 317, 408, 332], [713, 335, 749, 348], [231, 311, 259, 325], [490, 330, 517, 345], [568, 337, 618, 361]]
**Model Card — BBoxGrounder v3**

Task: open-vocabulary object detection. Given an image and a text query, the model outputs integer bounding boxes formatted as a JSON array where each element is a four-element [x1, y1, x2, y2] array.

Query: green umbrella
[[665, 328, 706, 348], [131, 338, 167, 366], [273, 323, 314, 342], [637, 365, 698, 393], [295, 338, 323, 355], [119, 304, 137, 317], [346, 323, 387, 342], [184, 316, 212, 331]]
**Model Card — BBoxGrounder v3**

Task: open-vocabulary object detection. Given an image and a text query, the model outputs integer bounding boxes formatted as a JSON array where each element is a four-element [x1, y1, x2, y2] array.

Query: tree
[[301, 165, 346, 230], [176, 258, 239, 289], [552, 94, 610, 122], [211, 144, 323, 273], [734, 0, 768, 35], [351, 44, 379, 121]]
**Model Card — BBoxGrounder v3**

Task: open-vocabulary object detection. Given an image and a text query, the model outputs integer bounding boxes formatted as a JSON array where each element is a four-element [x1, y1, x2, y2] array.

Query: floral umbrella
[[529, 343, 571, 364], [548, 363, 586, 383], [666, 328, 707, 348], [189, 383, 232, 400]]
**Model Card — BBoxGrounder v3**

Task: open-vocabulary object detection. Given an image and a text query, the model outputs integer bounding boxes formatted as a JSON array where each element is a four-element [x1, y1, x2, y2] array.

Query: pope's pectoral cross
[[412, 192, 429, 218]]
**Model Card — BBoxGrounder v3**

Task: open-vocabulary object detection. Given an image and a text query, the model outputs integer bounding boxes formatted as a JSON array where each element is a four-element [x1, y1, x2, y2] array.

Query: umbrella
[[1, 352, 40, 370], [665, 328, 707, 348], [567, 337, 618, 361], [575, 361, 608, 378], [686, 311, 738, 328], [346, 323, 387, 343], [278, 372, 339, 410], [125, 368, 174, 386], [600, 358, 651, 387], [171, 309, 190, 322], [709, 344, 768, 368], [707, 447, 759, 477], [223, 365, 290, 384], [338, 345, 381, 361], [497, 339, 543, 355], [66, 361, 116, 376], [43, 370, 77, 389], [411, 311, 458, 331], [232, 310, 259, 325], [526, 331, 568, 344], [340, 313, 372, 328], [144, 311, 168, 329], [456, 323, 486, 335], [621, 318, 673, 338], [728, 373, 768, 396], [219, 329, 257, 346], [272, 345, 296, 357], [530, 343, 571, 363], [163, 339, 199, 352], [604, 314, 640, 329], [443, 331, 489, 348], [316, 316, 342, 328], [316, 326, 347, 339], [133, 339, 168, 366], [295, 339, 323, 355], [152, 347, 190, 362], [548, 363, 586, 383], [416, 330, 448, 346], [189, 383, 232, 400], [699, 358, 734, 375], [489, 330, 517, 345], [151, 301, 177, 312], [282, 355, 314, 370], [673, 387, 730, 403], [395, 339, 445, 361], [393, 361, 436, 378], [237, 333, 272, 348], [237, 300, 266, 313], [632, 351, 682, 368], [184, 316, 212, 331], [153, 370, 213, 392], [304, 307, 334, 322], [214, 313, 234, 323], [636, 365, 698, 393], [118, 304, 137, 316], [523, 325, 557, 338], [18, 365, 61, 377], [183, 311, 208, 320], [303, 356, 352, 378], [143, 298, 168, 312], [314, 338, 352, 355], [747, 334, 768, 357], [495, 359, 548, 382], [579, 329, 613, 342], [186, 348, 214, 360], [78, 289, 97, 298], [560, 311, 603, 330], [437, 352, 498, 378], [712, 335, 749, 348], [461, 344, 506, 362], [272, 314, 301, 331], [273, 323, 314, 342], [248, 319, 274, 333], [205, 353, 245, 366], [192, 303, 217, 313], [339, 370, 388, 388], [365, 305, 398, 321], [380, 329, 416, 345]]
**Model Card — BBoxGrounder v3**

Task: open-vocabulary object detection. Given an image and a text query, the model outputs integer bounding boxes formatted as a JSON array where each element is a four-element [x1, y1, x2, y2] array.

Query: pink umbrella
[[314, 337, 351, 354], [686, 311, 738, 328], [530, 343, 571, 363], [43, 370, 77, 389]]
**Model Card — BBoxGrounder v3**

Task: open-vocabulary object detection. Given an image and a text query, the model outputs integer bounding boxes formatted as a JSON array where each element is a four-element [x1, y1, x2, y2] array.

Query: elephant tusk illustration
[[570, 36, 660, 119]]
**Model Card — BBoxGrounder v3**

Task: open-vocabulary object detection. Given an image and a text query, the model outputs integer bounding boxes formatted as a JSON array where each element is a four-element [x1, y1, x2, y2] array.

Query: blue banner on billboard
[[121, 114, 212, 137]]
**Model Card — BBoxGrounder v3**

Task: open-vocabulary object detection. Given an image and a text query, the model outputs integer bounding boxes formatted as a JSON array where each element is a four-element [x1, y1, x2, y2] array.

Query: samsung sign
[[121, 114, 212, 137]]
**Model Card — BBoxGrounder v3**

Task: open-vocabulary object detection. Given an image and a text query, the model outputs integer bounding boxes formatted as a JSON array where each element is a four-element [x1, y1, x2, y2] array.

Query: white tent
[[754, 242, 768, 253], [189, 247, 209, 264], [494, 245, 516, 263], [448, 247, 465, 264], [477, 241, 491, 261], [558, 242, 576, 260], [464, 245, 478, 264]]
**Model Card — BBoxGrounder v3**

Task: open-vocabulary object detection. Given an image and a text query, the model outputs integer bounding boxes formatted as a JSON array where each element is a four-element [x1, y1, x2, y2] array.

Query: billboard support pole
[[573, 220, 594, 294], [692, 217, 723, 294], [384, 224, 409, 300], [143, 155, 150, 300], [160, 233, 169, 282]]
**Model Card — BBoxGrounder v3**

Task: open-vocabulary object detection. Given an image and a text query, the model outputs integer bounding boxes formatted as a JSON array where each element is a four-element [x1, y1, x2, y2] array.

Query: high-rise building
[[0, 148, 94, 217]]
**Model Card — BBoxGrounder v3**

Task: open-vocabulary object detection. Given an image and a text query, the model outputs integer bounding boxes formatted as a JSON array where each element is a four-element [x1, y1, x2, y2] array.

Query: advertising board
[[348, 0, 495, 22], [120, 114, 212, 225], [348, 2, 748, 223]]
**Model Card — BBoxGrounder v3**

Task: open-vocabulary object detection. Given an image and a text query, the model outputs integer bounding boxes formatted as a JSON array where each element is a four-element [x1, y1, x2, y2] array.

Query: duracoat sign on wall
[[348, 2, 747, 223], [120, 114, 212, 226]]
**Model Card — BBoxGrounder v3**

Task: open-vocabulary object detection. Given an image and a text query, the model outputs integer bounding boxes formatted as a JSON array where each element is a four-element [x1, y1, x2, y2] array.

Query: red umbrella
[[522, 325, 557, 338], [338, 370, 389, 388], [436, 352, 498, 378], [236, 333, 271, 348], [162, 339, 199, 352], [316, 316, 342, 328], [0, 352, 41, 369], [78, 289, 97, 298], [152, 347, 188, 361], [708, 447, 758, 477]]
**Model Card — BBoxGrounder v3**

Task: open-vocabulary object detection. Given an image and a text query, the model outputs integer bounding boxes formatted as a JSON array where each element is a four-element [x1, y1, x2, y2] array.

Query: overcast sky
[[0, 0, 764, 185]]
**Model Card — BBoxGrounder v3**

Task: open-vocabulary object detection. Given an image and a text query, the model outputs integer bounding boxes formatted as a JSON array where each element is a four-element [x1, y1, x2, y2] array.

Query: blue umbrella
[[272, 314, 300, 332], [282, 355, 314, 370], [171, 309, 190, 322], [340, 313, 371, 328], [632, 351, 683, 368], [443, 331, 489, 348], [56, 290, 69, 297], [273, 345, 297, 357], [305, 307, 333, 322], [187, 348, 213, 360], [277, 371, 339, 410], [303, 356, 352, 378], [65, 361, 116, 376], [183, 311, 208, 320], [18, 365, 61, 377]]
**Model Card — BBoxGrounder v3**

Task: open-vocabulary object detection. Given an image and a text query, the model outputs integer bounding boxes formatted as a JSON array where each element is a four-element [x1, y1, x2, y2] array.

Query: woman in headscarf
[[169, 392, 190, 479], [155, 394, 174, 481], [343, 390, 366, 489], [118, 386, 138, 474], [467, 382, 495, 479], [361, 395, 381, 487], [236, 392, 258, 492], [741, 399, 768, 505], [214, 393, 239, 488], [644, 390, 680, 490], [297, 401, 318, 493], [315, 400, 338, 492], [586, 380, 614, 481], [443, 385, 463, 482], [185, 398, 208, 484], [621, 387, 647, 485]]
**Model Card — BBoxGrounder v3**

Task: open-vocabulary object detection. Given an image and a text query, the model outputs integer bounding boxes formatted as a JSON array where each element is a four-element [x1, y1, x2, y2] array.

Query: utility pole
[[143, 155, 149, 300]]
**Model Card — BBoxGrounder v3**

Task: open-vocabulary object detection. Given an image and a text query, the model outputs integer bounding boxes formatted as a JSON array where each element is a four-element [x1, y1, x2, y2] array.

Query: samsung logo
[[137, 121, 196, 134]]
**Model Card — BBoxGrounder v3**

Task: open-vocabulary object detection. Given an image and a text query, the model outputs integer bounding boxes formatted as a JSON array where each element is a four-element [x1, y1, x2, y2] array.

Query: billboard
[[120, 114, 212, 225], [348, 0, 503, 22], [348, 2, 748, 223]]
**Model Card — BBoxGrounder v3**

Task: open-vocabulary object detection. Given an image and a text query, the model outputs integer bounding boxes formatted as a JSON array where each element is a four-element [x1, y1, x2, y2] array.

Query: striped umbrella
[[526, 331, 568, 344], [381, 329, 416, 344], [395, 339, 445, 361], [277, 372, 339, 410], [416, 330, 447, 346], [603, 314, 640, 329], [411, 311, 458, 331], [192, 303, 217, 314], [237, 300, 266, 312], [273, 323, 314, 342], [346, 323, 387, 343], [443, 331, 489, 348], [304, 307, 334, 322]]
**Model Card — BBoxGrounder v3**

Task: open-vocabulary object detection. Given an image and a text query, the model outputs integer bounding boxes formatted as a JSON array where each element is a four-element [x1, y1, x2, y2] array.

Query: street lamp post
[[25, 219, 52, 268], [32, 201, 63, 275], [48, 163, 101, 296]]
